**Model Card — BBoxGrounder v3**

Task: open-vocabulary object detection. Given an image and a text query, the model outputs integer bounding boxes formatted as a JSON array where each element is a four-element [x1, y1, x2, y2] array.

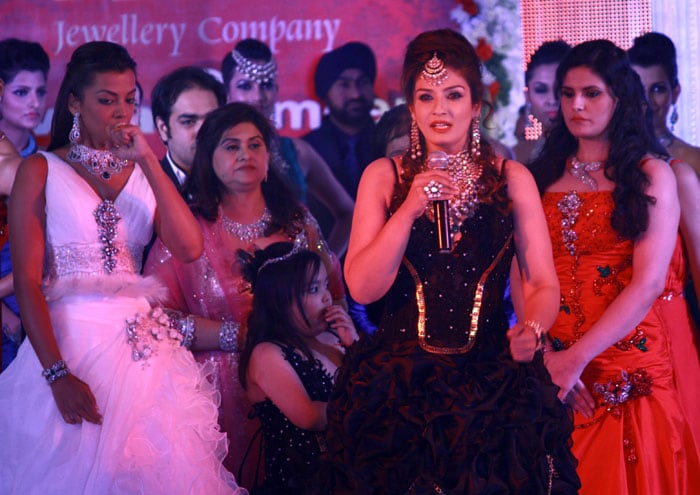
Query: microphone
[[426, 151, 451, 252]]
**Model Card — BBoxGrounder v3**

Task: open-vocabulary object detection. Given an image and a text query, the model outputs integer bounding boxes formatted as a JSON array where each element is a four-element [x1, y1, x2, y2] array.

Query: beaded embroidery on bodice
[[380, 194, 514, 351], [41, 151, 156, 284]]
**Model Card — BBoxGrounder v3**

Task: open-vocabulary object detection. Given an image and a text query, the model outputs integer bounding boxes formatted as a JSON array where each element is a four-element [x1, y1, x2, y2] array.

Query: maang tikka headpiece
[[421, 52, 449, 86], [231, 49, 278, 85]]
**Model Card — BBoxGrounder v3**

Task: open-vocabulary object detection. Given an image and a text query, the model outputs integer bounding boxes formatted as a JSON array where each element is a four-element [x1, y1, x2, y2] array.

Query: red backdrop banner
[[1, 0, 455, 147]]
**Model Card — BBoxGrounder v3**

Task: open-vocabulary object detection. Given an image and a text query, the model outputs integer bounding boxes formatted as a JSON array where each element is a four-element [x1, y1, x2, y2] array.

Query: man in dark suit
[[151, 66, 226, 189]]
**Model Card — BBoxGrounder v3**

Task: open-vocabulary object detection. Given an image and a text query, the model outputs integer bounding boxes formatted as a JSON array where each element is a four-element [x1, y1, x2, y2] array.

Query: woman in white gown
[[0, 41, 246, 494]]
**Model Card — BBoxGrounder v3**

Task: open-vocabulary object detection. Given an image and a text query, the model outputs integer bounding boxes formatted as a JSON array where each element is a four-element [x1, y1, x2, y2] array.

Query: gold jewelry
[[524, 319, 546, 351], [470, 117, 481, 160], [421, 52, 449, 86], [410, 118, 422, 160]]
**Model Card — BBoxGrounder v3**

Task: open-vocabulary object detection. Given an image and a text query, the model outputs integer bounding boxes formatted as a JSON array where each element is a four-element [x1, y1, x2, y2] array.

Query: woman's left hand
[[325, 305, 358, 347], [507, 321, 539, 362], [543, 347, 587, 403], [107, 123, 155, 164]]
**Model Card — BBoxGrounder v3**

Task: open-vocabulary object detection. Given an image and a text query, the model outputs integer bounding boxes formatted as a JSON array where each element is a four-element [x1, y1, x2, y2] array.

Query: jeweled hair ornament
[[231, 49, 278, 85], [257, 235, 308, 274], [421, 52, 449, 86]]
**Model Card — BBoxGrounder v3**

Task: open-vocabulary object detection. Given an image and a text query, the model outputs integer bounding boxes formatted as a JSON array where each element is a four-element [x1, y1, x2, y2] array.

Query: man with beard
[[304, 41, 381, 334], [304, 41, 379, 204], [151, 66, 226, 189]]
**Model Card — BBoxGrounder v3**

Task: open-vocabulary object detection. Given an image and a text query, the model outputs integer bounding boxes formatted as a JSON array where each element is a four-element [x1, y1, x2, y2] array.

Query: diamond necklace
[[67, 143, 128, 181], [568, 156, 603, 191], [445, 149, 483, 227], [425, 149, 483, 242], [221, 207, 271, 244]]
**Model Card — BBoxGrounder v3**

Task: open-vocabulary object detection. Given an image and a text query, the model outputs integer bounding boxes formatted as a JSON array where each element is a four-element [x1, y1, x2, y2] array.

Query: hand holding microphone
[[425, 150, 451, 252]]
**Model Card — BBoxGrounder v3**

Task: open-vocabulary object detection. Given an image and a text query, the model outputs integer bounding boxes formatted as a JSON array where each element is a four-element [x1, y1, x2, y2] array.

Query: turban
[[313, 41, 376, 100]]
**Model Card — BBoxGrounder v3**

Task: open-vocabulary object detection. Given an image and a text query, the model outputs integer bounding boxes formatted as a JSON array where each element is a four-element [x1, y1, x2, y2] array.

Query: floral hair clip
[[231, 49, 278, 85], [421, 52, 449, 86]]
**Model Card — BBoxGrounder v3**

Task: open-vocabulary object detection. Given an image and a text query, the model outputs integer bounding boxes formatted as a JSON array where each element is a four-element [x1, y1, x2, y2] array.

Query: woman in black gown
[[323, 29, 581, 494]]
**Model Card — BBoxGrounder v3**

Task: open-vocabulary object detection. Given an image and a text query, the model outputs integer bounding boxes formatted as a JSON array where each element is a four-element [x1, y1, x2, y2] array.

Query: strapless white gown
[[0, 152, 246, 494]]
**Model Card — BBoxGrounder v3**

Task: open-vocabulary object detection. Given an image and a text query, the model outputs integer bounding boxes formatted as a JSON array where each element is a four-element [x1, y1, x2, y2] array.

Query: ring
[[423, 180, 442, 200]]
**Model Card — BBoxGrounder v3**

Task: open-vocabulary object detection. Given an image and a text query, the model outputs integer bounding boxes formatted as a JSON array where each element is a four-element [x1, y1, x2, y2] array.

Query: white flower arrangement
[[451, 0, 524, 146]]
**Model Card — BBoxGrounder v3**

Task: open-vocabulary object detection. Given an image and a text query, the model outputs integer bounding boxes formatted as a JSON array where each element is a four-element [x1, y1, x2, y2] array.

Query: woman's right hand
[[400, 170, 458, 220], [51, 374, 103, 425]]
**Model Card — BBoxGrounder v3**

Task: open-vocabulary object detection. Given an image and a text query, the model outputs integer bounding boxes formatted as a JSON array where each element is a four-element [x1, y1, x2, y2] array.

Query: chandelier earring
[[410, 118, 422, 160], [470, 117, 481, 160], [523, 102, 542, 141], [70, 112, 81, 144], [670, 104, 679, 131]]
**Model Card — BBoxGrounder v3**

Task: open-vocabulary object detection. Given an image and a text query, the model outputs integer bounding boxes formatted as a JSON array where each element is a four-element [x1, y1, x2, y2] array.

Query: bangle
[[42, 359, 70, 385], [166, 310, 196, 349], [524, 319, 546, 351], [218, 320, 240, 353]]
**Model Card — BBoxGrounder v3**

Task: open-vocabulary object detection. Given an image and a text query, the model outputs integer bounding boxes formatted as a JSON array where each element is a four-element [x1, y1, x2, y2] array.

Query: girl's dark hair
[[221, 38, 273, 89], [529, 39, 665, 240], [0, 38, 50, 84], [627, 32, 678, 88], [238, 242, 322, 388], [525, 40, 571, 86], [48, 41, 136, 151], [373, 104, 411, 157], [184, 102, 305, 235], [396, 29, 508, 214]]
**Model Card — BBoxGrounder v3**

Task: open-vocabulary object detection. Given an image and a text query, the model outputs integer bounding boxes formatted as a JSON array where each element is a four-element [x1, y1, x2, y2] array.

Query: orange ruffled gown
[[544, 191, 700, 494]]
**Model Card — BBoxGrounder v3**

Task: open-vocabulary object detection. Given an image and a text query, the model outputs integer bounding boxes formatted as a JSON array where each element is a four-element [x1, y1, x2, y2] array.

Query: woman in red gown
[[529, 39, 700, 494]]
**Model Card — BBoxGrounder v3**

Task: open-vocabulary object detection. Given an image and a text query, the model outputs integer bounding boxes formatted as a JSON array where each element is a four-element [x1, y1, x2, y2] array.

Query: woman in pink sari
[[144, 102, 345, 488]]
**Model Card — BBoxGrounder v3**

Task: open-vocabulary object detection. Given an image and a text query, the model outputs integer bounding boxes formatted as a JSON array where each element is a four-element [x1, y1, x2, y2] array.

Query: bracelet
[[218, 320, 240, 353], [524, 319, 546, 351], [166, 310, 196, 349], [42, 359, 70, 385]]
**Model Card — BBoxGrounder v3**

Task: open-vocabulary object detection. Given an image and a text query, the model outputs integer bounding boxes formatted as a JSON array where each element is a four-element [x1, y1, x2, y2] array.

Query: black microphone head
[[427, 150, 449, 171]]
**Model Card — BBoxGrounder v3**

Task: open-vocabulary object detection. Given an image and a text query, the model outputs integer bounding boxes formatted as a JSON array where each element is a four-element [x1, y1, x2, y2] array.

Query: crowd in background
[[0, 25, 699, 495]]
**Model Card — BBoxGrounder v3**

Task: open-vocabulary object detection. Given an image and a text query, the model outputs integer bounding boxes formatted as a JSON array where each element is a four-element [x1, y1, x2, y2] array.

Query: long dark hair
[[529, 39, 665, 240], [48, 41, 136, 151], [184, 102, 304, 234], [238, 242, 322, 389], [395, 29, 507, 213]]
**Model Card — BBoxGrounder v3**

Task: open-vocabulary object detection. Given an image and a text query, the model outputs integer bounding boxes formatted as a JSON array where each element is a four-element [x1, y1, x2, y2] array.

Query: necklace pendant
[[101, 171, 111, 180]]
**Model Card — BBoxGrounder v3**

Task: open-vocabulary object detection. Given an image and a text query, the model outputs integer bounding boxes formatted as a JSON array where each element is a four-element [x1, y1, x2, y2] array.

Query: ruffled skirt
[[0, 291, 245, 494], [323, 336, 580, 495]]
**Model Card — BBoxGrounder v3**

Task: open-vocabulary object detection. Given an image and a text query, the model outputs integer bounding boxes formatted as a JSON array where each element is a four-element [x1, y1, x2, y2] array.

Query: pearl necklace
[[568, 156, 603, 191], [67, 143, 128, 180], [221, 207, 271, 244]]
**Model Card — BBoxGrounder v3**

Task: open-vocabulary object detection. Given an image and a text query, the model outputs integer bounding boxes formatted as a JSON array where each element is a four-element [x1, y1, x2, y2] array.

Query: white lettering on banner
[[198, 16, 341, 52], [55, 14, 186, 56]]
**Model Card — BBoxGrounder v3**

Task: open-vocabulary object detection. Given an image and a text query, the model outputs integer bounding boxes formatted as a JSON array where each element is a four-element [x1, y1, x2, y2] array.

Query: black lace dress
[[323, 180, 580, 494], [252, 343, 334, 494]]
